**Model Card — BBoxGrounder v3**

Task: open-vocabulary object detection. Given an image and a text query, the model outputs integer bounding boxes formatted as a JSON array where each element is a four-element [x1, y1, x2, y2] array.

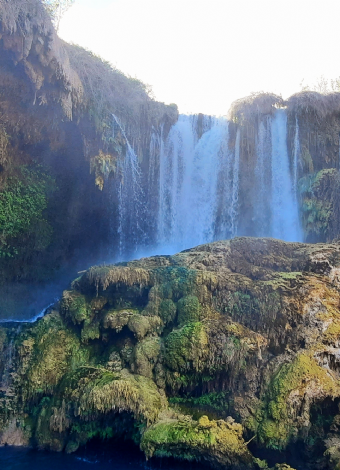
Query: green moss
[[20, 312, 89, 398], [301, 146, 314, 174], [164, 322, 208, 373], [0, 165, 54, 258], [57, 368, 165, 425], [177, 295, 201, 326], [141, 415, 252, 466], [128, 314, 162, 340], [301, 198, 331, 236], [133, 337, 161, 378], [227, 290, 281, 322], [258, 353, 339, 449], [103, 309, 135, 331], [154, 267, 198, 300], [159, 299, 177, 324], [277, 272, 302, 280], [169, 391, 230, 417], [81, 319, 100, 343], [104, 309, 162, 339], [298, 169, 339, 240], [61, 291, 90, 324]]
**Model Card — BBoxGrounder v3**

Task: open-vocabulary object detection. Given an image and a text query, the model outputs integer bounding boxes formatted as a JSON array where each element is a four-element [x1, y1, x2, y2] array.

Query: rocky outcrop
[[0, 0, 177, 317], [228, 92, 340, 241], [2, 237, 340, 468]]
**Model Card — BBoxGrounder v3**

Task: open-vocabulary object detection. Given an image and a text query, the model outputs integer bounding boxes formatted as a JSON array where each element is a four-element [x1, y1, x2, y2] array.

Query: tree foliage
[[42, 0, 75, 31]]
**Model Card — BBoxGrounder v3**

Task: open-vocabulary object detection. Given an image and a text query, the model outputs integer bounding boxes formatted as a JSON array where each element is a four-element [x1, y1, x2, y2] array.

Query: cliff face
[[0, 0, 177, 317], [1, 237, 340, 469], [228, 93, 340, 241]]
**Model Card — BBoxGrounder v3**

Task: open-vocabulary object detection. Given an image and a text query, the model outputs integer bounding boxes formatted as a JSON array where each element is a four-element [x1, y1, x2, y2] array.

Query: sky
[[59, 0, 340, 116]]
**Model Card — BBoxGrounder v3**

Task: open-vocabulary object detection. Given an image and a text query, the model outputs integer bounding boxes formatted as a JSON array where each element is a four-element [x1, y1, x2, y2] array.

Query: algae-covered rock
[[3, 238, 340, 469], [164, 322, 209, 373], [141, 414, 254, 468]]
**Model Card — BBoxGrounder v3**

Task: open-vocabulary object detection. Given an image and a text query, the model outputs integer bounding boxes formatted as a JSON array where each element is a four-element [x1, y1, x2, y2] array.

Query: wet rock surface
[[2, 237, 340, 469]]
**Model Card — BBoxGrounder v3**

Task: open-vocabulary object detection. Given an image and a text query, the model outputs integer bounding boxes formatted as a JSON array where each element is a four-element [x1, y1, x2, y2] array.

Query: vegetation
[[298, 169, 340, 241], [258, 353, 339, 449], [141, 415, 253, 467], [229, 92, 283, 124], [287, 91, 340, 120], [1, 238, 340, 469], [42, 0, 75, 31], [0, 166, 54, 259]]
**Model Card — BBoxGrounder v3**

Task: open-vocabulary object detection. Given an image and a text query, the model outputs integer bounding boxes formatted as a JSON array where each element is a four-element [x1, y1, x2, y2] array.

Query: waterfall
[[157, 115, 196, 252], [114, 109, 302, 260], [230, 128, 240, 238], [292, 115, 300, 195], [149, 124, 164, 190], [270, 109, 301, 241], [157, 115, 231, 253], [254, 117, 272, 236], [113, 114, 146, 257]]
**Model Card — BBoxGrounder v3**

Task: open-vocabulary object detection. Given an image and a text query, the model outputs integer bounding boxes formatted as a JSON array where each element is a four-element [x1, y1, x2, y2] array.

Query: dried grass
[[228, 92, 283, 123], [287, 91, 340, 121], [86, 265, 151, 291]]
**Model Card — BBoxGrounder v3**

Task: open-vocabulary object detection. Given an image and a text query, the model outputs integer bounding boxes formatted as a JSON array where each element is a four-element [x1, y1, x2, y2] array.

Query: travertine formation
[[1, 237, 340, 469]]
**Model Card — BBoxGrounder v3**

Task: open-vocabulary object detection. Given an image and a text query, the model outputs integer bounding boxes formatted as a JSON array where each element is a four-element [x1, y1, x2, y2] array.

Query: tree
[[42, 0, 75, 32]]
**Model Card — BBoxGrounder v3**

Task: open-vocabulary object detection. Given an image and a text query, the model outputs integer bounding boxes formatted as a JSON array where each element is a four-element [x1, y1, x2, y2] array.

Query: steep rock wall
[[0, 0, 177, 317]]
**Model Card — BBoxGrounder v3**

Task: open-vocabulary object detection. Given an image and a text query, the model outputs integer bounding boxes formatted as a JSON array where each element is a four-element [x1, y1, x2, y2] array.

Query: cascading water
[[157, 115, 234, 253], [270, 109, 301, 241], [292, 115, 300, 196], [229, 128, 240, 238], [114, 109, 302, 260], [113, 114, 146, 257], [254, 117, 272, 236]]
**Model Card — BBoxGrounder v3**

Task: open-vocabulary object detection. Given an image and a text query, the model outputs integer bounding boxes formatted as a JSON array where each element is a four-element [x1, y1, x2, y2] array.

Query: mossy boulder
[[164, 322, 208, 373], [3, 238, 340, 468], [141, 414, 254, 468], [61, 291, 90, 325], [177, 295, 201, 325]]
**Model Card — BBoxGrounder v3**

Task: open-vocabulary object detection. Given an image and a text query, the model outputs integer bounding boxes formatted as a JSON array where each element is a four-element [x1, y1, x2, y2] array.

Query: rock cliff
[[0, 0, 177, 317]]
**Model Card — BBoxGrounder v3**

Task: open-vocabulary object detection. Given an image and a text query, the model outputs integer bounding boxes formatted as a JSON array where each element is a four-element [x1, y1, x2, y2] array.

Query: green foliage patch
[[0, 166, 54, 258]]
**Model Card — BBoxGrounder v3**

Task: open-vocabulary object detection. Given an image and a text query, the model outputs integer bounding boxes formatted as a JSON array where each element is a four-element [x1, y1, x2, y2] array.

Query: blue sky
[[60, 0, 340, 115]]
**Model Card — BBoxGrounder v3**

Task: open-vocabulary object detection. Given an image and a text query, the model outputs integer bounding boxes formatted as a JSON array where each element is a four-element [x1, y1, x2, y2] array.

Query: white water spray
[[116, 109, 302, 259], [271, 109, 301, 241], [157, 115, 232, 253], [292, 115, 300, 196], [113, 114, 146, 257]]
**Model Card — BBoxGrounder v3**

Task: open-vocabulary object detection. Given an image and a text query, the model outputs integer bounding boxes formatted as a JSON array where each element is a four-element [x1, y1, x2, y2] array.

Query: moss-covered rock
[[299, 169, 340, 242], [3, 238, 340, 468], [164, 322, 208, 373], [177, 295, 201, 325], [141, 414, 254, 468]]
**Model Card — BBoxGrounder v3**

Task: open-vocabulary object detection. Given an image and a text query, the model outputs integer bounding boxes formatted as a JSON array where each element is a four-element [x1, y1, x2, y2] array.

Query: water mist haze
[[5, 106, 304, 322], [114, 108, 302, 258]]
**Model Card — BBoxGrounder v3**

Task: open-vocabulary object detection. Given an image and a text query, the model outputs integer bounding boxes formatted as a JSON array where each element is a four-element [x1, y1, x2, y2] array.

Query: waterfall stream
[[113, 114, 146, 257], [115, 109, 302, 259], [270, 109, 301, 241], [157, 115, 234, 253]]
